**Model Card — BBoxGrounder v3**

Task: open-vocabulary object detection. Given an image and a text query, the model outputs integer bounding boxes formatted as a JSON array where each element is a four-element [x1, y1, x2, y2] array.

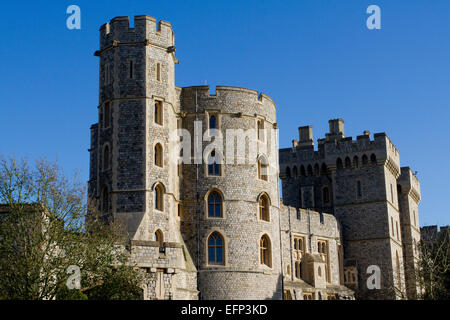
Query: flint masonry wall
[[280, 205, 352, 299], [279, 120, 420, 299], [179, 86, 283, 299], [90, 15, 197, 300], [397, 167, 421, 299]]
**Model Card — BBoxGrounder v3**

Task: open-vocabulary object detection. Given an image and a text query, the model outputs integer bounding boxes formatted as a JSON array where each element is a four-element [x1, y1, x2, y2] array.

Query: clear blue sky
[[0, 1, 448, 226]]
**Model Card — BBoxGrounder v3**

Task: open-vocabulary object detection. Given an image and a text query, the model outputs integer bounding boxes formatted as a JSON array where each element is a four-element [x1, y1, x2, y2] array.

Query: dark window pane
[[209, 115, 216, 129], [208, 204, 214, 217], [208, 247, 215, 262], [216, 247, 223, 262], [215, 204, 221, 217]]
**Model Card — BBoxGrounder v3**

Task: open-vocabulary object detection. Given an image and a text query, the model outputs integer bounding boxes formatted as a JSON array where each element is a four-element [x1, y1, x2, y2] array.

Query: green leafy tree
[[0, 155, 144, 300]]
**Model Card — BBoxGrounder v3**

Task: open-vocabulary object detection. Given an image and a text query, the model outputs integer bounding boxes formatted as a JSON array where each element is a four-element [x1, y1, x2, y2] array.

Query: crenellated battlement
[[180, 85, 276, 116], [98, 15, 175, 52], [280, 119, 401, 177], [398, 167, 421, 204]]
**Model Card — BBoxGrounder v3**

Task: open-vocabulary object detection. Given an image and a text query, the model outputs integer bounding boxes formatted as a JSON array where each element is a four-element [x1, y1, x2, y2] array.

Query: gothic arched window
[[362, 155, 368, 166], [345, 157, 351, 169], [285, 166, 291, 178], [258, 156, 268, 181], [259, 194, 270, 221], [208, 191, 222, 218], [260, 235, 272, 267], [208, 150, 220, 176], [371, 154, 377, 165], [208, 232, 224, 265]]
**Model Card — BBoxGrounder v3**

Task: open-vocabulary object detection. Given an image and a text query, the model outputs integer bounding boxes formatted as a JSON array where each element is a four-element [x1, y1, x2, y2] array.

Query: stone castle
[[88, 16, 421, 300]]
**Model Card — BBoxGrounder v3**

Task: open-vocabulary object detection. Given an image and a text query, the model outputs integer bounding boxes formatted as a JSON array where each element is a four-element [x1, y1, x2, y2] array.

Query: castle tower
[[89, 16, 197, 300], [279, 119, 418, 299], [178, 86, 283, 299], [397, 167, 421, 299]]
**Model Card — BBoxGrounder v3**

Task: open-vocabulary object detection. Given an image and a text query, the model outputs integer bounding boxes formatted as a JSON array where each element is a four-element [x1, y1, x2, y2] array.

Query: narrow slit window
[[357, 181, 362, 198], [129, 60, 134, 79], [156, 63, 161, 81], [155, 101, 163, 125]]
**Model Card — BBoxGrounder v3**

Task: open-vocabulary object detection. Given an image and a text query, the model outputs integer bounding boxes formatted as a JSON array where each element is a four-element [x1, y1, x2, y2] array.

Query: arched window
[[103, 145, 110, 171], [208, 150, 220, 176], [322, 187, 330, 204], [208, 191, 222, 218], [258, 156, 268, 181], [155, 143, 163, 167], [154, 229, 163, 247], [307, 165, 313, 176], [336, 158, 343, 170], [293, 166, 298, 178], [101, 185, 109, 213], [259, 194, 270, 221], [154, 184, 164, 211], [314, 164, 320, 176], [345, 157, 351, 169], [260, 235, 272, 267], [209, 115, 217, 129], [353, 156, 359, 168], [285, 166, 291, 178], [370, 154, 377, 165], [208, 232, 224, 265], [320, 163, 327, 175], [154, 100, 162, 125], [362, 155, 368, 166]]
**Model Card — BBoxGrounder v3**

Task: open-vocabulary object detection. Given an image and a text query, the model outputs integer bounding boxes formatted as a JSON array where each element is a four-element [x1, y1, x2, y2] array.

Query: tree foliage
[[417, 228, 450, 300], [0, 155, 144, 300]]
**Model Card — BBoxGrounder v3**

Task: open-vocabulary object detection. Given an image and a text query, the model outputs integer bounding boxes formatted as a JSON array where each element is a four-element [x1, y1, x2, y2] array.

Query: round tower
[[179, 86, 283, 300]]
